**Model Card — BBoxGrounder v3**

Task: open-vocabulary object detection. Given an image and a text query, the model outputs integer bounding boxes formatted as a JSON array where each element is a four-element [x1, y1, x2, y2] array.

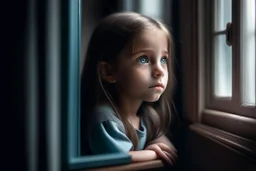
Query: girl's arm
[[144, 135, 177, 165], [128, 150, 158, 162], [147, 135, 175, 149]]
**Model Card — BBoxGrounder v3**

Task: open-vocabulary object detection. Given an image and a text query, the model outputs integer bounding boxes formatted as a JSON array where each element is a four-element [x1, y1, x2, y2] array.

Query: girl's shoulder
[[93, 104, 123, 126], [92, 104, 127, 134]]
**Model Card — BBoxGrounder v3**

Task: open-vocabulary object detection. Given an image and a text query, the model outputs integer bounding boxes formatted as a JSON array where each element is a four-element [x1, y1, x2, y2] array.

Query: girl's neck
[[116, 95, 142, 118], [117, 97, 142, 130]]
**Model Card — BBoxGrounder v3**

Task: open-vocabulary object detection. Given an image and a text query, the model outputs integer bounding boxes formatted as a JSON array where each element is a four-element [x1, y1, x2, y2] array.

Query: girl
[[81, 12, 177, 165]]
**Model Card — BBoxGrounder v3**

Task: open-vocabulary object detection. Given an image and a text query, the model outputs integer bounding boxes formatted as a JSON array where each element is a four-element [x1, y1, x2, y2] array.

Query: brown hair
[[81, 12, 175, 152]]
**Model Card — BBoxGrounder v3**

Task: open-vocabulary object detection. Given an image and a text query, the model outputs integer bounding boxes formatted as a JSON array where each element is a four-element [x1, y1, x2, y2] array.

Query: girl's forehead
[[131, 29, 169, 54]]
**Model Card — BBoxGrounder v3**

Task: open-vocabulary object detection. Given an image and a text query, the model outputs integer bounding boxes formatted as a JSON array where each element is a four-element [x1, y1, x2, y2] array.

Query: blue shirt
[[88, 105, 147, 154]]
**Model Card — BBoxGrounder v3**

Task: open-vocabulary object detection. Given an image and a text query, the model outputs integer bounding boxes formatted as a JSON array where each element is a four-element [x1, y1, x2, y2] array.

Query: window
[[205, 0, 256, 118], [213, 0, 232, 98], [240, 0, 256, 106], [195, 0, 256, 163], [66, 0, 131, 169]]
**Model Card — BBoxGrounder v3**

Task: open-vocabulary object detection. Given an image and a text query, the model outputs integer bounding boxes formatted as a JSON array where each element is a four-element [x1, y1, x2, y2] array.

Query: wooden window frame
[[180, 0, 256, 164], [205, 0, 256, 119], [63, 0, 132, 170], [201, 0, 256, 139]]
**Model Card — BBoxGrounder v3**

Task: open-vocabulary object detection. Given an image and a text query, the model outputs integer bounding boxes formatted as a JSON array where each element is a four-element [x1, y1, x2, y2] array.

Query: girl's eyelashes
[[137, 55, 149, 64]]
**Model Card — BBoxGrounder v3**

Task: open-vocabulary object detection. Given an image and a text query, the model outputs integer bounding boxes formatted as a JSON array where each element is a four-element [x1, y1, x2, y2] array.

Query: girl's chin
[[144, 94, 162, 102]]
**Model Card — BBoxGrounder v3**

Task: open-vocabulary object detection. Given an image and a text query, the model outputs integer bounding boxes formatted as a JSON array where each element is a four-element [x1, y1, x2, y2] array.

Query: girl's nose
[[152, 63, 165, 78]]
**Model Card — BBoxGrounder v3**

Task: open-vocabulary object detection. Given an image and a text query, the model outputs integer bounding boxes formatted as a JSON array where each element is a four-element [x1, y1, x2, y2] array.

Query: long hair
[[81, 12, 175, 153]]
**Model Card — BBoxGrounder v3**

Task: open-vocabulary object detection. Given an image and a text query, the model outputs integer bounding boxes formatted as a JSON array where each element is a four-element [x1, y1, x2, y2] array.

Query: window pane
[[214, 0, 232, 31], [214, 35, 232, 97], [241, 0, 256, 106], [139, 0, 163, 19], [123, 0, 133, 11]]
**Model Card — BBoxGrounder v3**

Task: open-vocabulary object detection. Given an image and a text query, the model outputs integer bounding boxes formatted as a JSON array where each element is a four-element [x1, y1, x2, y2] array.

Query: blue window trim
[[66, 0, 131, 169]]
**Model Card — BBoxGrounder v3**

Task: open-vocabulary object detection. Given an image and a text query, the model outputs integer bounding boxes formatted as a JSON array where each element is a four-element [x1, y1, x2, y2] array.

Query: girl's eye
[[137, 56, 149, 64], [160, 57, 168, 64]]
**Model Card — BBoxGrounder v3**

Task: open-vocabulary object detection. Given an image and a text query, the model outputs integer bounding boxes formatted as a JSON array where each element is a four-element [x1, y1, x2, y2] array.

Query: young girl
[[81, 12, 177, 165]]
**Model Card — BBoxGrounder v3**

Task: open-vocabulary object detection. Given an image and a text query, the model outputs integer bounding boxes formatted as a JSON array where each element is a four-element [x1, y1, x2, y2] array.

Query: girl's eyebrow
[[132, 48, 169, 56]]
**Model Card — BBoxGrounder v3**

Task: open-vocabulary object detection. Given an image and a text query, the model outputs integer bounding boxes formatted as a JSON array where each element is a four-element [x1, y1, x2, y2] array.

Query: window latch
[[226, 22, 232, 46]]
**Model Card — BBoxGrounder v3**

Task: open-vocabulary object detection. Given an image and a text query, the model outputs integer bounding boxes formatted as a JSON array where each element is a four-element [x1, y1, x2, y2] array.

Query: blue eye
[[137, 56, 149, 64], [160, 57, 167, 64]]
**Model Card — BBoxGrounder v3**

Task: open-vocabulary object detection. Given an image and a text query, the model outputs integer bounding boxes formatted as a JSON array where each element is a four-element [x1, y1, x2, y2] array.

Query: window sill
[[201, 109, 256, 141], [83, 159, 165, 171], [190, 123, 256, 164]]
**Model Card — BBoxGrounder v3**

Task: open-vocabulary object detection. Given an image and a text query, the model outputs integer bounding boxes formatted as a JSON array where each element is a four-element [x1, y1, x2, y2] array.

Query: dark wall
[[4, 0, 28, 170], [81, 0, 120, 73]]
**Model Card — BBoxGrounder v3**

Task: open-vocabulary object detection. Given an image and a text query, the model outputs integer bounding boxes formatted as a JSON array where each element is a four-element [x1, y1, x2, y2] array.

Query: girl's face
[[114, 28, 169, 102]]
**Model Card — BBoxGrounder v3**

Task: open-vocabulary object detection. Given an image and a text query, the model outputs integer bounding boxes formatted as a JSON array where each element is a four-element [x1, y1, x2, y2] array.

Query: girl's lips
[[149, 83, 165, 89], [150, 86, 164, 90]]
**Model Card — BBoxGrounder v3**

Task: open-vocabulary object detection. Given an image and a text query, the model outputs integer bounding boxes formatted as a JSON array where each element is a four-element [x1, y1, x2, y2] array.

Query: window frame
[[195, 0, 256, 163], [205, 0, 256, 119], [202, 0, 256, 132], [179, 0, 256, 164], [63, 0, 131, 170]]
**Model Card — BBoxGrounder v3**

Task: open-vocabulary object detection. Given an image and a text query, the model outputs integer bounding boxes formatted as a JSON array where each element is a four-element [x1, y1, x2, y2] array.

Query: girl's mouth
[[149, 83, 164, 89]]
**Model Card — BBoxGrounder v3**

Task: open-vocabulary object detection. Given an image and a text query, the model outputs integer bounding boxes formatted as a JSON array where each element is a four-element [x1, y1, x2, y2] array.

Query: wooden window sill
[[190, 123, 256, 164], [83, 159, 165, 171]]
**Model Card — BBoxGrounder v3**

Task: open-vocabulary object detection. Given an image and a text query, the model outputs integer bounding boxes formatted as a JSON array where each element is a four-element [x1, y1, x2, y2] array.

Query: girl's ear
[[98, 61, 117, 83]]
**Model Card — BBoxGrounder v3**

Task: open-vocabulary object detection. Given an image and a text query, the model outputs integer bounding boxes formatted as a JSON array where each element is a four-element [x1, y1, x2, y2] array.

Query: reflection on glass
[[214, 0, 232, 31], [214, 35, 232, 97], [241, 0, 256, 106]]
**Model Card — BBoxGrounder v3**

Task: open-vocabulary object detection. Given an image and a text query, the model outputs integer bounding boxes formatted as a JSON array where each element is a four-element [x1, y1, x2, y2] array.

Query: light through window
[[213, 0, 232, 98], [241, 0, 256, 106]]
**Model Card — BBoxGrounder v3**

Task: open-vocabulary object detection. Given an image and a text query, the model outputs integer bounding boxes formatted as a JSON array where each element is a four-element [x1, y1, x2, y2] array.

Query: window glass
[[139, 0, 163, 19], [213, 35, 232, 97], [241, 0, 256, 106], [214, 0, 232, 31], [213, 0, 232, 97]]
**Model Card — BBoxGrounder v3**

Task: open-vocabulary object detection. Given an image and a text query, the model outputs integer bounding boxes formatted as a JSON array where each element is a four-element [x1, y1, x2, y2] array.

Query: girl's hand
[[144, 143, 177, 165]]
